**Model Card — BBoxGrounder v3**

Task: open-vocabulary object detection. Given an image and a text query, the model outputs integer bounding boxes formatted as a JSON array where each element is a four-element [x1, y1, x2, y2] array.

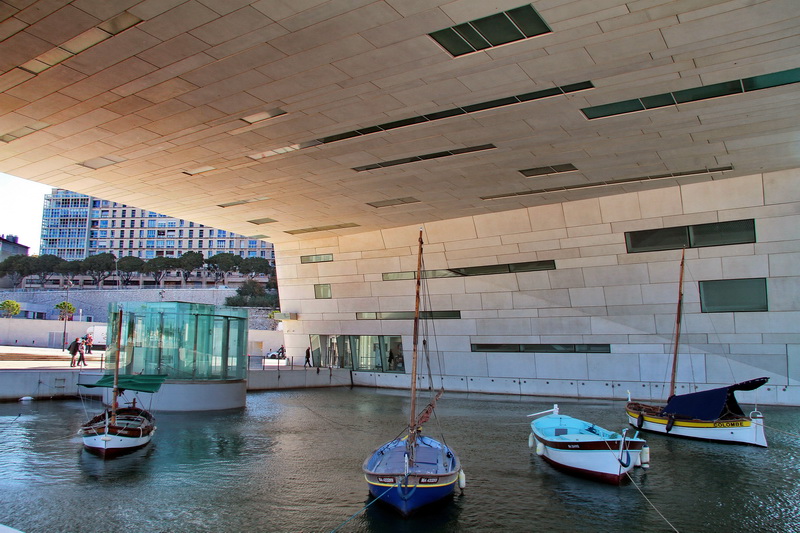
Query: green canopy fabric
[[80, 374, 168, 393]]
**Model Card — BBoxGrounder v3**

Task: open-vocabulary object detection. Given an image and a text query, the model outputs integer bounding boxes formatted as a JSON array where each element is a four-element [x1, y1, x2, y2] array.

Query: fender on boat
[[640, 444, 651, 468], [458, 469, 466, 490], [528, 432, 535, 448]]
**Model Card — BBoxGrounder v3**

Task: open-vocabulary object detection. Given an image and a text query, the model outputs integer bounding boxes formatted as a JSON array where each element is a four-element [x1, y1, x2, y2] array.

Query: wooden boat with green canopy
[[79, 308, 167, 457]]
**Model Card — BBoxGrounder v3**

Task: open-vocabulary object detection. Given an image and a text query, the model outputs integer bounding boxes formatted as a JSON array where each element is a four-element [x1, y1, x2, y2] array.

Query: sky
[[0, 172, 53, 255]]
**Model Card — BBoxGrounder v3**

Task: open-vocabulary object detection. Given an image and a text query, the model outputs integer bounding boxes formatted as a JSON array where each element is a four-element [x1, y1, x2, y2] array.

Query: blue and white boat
[[362, 230, 465, 516], [362, 431, 462, 516], [528, 404, 650, 485]]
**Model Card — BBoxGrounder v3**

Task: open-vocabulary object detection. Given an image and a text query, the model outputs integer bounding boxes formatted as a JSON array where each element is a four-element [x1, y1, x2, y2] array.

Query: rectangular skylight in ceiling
[[483, 166, 733, 200], [242, 108, 287, 124], [581, 68, 800, 119], [367, 197, 421, 208], [429, 4, 552, 57], [742, 68, 800, 91], [218, 196, 270, 208], [453, 23, 491, 51], [353, 144, 495, 172], [182, 166, 216, 175], [11, 12, 141, 81], [672, 80, 742, 104], [79, 155, 127, 169], [316, 81, 593, 146], [0, 122, 49, 142], [471, 13, 526, 46], [520, 163, 578, 177], [285, 223, 359, 235]]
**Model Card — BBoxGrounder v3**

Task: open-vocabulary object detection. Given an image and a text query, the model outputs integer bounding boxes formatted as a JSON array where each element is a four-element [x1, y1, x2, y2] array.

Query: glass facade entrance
[[106, 301, 248, 380], [308, 334, 404, 372]]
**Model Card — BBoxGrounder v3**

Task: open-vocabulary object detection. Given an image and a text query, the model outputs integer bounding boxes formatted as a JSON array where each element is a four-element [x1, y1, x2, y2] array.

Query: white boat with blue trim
[[529, 404, 650, 485], [362, 229, 465, 516]]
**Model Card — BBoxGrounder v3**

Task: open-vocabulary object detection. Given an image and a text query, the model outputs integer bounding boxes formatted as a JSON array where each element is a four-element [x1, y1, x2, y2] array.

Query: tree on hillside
[[175, 251, 204, 284], [239, 257, 273, 280], [55, 301, 76, 320], [1, 299, 21, 318], [31, 254, 64, 287], [205, 253, 241, 285], [82, 252, 117, 287], [117, 256, 145, 286], [225, 279, 278, 308], [55, 259, 84, 286], [141, 256, 176, 286], [0, 254, 35, 288]]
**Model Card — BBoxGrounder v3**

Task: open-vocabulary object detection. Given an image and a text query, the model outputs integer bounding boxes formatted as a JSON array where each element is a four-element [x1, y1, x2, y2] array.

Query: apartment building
[[40, 189, 274, 263]]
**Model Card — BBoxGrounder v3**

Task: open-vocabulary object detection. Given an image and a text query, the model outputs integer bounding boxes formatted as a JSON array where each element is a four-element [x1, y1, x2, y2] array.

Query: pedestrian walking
[[75, 339, 87, 366], [68, 337, 80, 367], [304, 347, 312, 368]]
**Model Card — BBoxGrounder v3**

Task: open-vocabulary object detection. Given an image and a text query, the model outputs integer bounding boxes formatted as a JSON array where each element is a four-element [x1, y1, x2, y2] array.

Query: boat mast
[[669, 248, 686, 398], [408, 229, 424, 449], [110, 308, 123, 425]]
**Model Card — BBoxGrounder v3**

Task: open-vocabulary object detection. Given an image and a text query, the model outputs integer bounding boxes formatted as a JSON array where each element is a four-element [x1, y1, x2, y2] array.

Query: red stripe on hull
[[540, 456, 626, 485]]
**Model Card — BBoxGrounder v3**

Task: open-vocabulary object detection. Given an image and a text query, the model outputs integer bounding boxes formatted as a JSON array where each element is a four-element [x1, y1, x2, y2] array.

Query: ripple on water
[[0, 391, 798, 533]]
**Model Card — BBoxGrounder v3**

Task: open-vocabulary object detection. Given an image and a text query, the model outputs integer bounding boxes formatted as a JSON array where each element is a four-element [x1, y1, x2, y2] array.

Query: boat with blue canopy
[[625, 249, 768, 447]]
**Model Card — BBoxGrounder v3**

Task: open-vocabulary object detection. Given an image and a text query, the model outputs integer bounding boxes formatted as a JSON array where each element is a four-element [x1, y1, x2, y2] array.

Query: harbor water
[[0, 387, 798, 533]]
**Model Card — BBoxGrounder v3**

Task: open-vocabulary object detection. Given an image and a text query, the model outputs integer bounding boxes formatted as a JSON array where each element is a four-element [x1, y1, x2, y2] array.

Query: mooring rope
[[762, 422, 800, 439], [598, 438, 679, 532], [0, 414, 21, 435], [330, 482, 398, 533], [625, 470, 680, 532]]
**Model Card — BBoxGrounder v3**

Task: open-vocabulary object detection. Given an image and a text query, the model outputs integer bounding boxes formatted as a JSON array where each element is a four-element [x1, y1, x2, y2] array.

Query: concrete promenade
[[0, 345, 105, 370], [0, 345, 355, 403]]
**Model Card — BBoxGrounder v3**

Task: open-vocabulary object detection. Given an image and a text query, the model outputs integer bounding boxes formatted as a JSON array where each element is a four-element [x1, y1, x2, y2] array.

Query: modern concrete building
[[0, 1, 798, 404], [41, 188, 275, 262]]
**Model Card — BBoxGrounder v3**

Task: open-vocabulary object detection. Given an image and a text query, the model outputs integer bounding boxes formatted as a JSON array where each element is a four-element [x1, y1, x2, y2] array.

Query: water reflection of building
[[104, 301, 249, 411]]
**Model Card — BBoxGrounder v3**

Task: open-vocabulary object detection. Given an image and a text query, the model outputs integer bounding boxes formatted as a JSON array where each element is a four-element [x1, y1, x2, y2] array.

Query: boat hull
[[530, 413, 647, 485], [363, 435, 461, 516], [81, 432, 153, 456], [79, 407, 156, 457], [626, 403, 767, 447], [364, 474, 459, 516]]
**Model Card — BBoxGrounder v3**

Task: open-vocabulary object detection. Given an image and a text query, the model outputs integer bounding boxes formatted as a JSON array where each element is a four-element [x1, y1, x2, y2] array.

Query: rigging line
[[761, 423, 800, 439], [0, 414, 21, 435], [602, 432, 678, 530], [624, 470, 680, 533], [419, 267, 445, 395], [330, 481, 400, 533], [292, 400, 366, 432], [430, 402, 449, 450], [418, 247, 437, 402], [679, 256, 698, 390]]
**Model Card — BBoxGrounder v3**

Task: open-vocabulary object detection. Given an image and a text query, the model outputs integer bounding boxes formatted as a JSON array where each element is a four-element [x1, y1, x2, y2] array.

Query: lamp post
[[114, 256, 120, 289], [61, 280, 73, 351]]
